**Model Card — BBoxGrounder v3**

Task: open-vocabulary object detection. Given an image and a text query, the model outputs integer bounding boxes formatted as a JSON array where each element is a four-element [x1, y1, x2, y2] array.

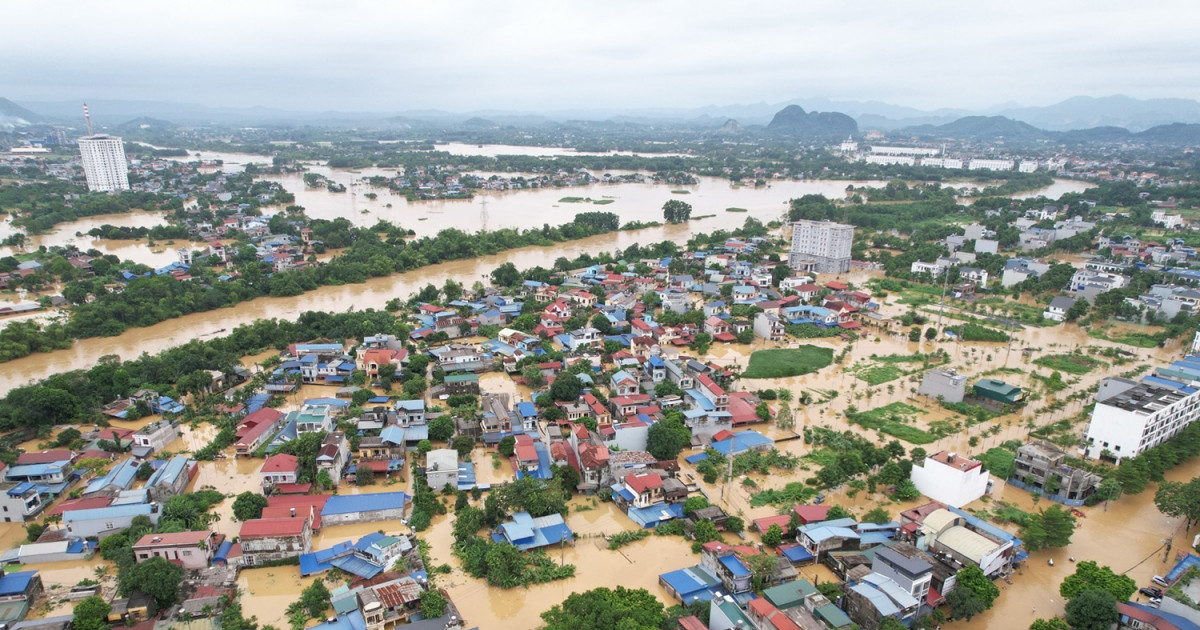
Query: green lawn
[[1088, 328, 1165, 348], [846, 402, 938, 444], [855, 365, 903, 385], [743, 346, 834, 379], [1033, 353, 1106, 375]]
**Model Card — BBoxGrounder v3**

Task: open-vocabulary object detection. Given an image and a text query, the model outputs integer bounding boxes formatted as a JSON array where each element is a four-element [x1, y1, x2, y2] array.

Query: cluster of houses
[[662, 495, 1027, 630]]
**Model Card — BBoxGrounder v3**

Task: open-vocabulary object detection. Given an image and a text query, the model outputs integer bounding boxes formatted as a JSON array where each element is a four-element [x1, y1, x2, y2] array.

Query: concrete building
[[789, 220, 854, 274], [1043, 296, 1077, 322], [872, 546, 933, 603], [0, 482, 43, 522], [910, 451, 989, 507], [131, 421, 178, 457], [1084, 378, 1200, 462], [973, 379, 1023, 404], [1012, 441, 1103, 505], [63, 503, 160, 539], [240, 514, 313, 566], [919, 369, 967, 403], [967, 158, 1014, 171], [132, 531, 220, 569], [78, 134, 130, 192], [261, 454, 300, 488], [1001, 258, 1050, 288], [425, 449, 459, 489]]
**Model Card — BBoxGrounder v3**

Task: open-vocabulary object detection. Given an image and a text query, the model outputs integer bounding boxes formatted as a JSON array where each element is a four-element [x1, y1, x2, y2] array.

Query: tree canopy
[[1155, 477, 1200, 529], [662, 199, 693, 224], [646, 416, 691, 461], [1059, 561, 1136, 601], [540, 586, 665, 630], [1065, 589, 1120, 630]]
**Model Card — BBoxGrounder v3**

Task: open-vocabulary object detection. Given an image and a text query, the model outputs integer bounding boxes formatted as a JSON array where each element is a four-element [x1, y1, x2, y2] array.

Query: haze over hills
[[6, 94, 1200, 147], [10, 94, 1200, 133]]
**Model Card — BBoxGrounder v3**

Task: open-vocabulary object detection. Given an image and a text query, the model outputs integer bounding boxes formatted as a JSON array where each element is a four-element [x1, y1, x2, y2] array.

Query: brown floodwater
[[0, 211, 205, 268]]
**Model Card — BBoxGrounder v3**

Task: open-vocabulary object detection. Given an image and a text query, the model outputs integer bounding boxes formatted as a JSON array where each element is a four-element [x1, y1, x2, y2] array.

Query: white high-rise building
[[789, 219, 854, 274], [1084, 378, 1200, 462], [78, 135, 129, 192]]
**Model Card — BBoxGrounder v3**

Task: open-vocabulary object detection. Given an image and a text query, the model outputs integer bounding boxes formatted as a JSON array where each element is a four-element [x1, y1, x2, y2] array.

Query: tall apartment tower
[[789, 219, 854, 274], [78, 134, 130, 192]]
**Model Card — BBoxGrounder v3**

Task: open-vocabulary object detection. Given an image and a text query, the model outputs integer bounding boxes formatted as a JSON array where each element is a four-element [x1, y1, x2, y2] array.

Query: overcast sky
[[3, 1, 1196, 114]]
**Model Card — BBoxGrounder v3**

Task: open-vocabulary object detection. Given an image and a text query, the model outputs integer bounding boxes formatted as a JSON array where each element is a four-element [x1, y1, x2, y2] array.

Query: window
[[182, 550, 192, 556]]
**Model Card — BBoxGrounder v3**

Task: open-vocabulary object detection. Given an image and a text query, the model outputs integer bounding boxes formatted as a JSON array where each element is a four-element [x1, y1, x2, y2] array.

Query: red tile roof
[[17, 450, 73, 465], [261, 454, 299, 473], [47, 496, 112, 517], [624, 472, 662, 493], [677, 617, 707, 630], [239, 517, 308, 538], [133, 530, 214, 548], [754, 514, 792, 533], [793, 504, 830, 524], [748, 598, 802, 630]]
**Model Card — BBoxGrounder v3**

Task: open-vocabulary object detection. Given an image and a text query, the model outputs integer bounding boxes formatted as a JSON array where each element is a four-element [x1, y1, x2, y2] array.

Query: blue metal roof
[[146, 455, 190, 489], [779, 545, 814, 563], [379, 426, 405, 445], [684, 452, 708, 464], [659, 565, 721, 602], [300, 541, 355, 576], [323, 492, 407, 516], [850, 582, 900, 617], [709, 431, 774, 456], [213, 540, 234, 564], [63, 502, 155, 523], [517, 402, 537, 417], [625, 502, 684, 528], [0, 571, 37, 597], [719, 554, 751, 578], [6, 482, 33, 496], [308, 611, 367, 630], [330, 554, 384, 579]]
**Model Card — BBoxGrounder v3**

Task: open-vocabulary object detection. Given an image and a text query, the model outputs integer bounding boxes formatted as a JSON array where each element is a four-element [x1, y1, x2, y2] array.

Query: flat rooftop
[[1103, 383, 1191, 414]]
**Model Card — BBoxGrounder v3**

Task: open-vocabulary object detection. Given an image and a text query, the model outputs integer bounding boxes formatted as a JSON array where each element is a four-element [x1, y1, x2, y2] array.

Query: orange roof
[[239, 517, 308, 538], [624, 472, 662, 493], [261, 454, 299, 473]]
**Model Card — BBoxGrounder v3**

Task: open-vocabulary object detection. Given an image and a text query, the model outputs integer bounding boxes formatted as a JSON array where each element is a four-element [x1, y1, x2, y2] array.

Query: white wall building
[[968, 159, 1014, 171], [789, 220, 854, 274], [78, 135, 130, 192], [870, 146, 940, 157], [1018, 161, 1039, 173], [1084, 378, 1200, 462], [910, 451, 989, 507], [863, 154, 915, 166], [1152, 211, 1184, 230]]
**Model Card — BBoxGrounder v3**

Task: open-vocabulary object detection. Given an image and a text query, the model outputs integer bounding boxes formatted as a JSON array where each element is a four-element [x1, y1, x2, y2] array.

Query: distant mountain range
[[6, 94, 1200, 145]]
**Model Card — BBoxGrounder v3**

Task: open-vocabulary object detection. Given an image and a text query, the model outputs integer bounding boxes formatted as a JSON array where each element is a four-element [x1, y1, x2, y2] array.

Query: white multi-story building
[[1018, 160, 1039, 173], [78, 135, 130, 192], [1152, 210, 1184, 230], [869, 146, 940, 157], [789, 220, 854, 274], [864, 154, 915, 166], [1084, 378, 1200, 462], [910, 451, 989, 507], [920, 157, 964, 169], [968, 159, 1014, 171]]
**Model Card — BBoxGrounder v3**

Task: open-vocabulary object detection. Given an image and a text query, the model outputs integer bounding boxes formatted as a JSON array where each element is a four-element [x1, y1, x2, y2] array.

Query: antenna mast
[[479, 197, 489, 233], [83, 103, 93, 136]]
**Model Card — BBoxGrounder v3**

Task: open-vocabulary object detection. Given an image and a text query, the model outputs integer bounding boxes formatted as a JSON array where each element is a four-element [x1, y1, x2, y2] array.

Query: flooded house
[[238, 510, 314, 566], [132, 530, 221, 569]]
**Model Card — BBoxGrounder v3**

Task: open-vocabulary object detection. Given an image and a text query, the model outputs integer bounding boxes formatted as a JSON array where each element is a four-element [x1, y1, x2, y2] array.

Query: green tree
[[540, 586, 665, 630], [522, 365, 545, 388], [1155, 477, 1200, 529], [1022, 505, 1076, 551], [924, 327, 938, 341], [452, 435, 475, 458], [1059, 561, 1136, 601], [956, 565, 999, 609], [682, 496, 710, 517], [762, 523, 784, 547], [24, 522, 44, 543], [118, 556, 184, 607], [136, 461, 155, 481], [1064, 298, 1089, 322], [357, 466, 376, 486], [908, 327, 922, 342], [646, 417, 691, 461], [549, 372, 583, 401], [73, 595, 112, 630], [946, 587, 985, 621], [725, 516, 745, 534], [693, 519, 721, 545], [232, 491, 268, 521], [1065, 589, 1119, 630], [419, 588, 448, 618], [498, 435, 516, 457], [744, 551, 779, 592], [1029, 618, 1070, 630], [429, 415, 456, 442], [877, 618, 908, 630], [892, 479, 921, 501], [662, 200, 693, 224], [862, 506, 891, 524]]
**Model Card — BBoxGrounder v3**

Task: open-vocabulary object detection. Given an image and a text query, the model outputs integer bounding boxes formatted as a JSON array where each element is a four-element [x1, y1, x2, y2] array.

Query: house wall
[[910, 459, 989, 508], [241, 530, 312, 566], [134, 543, 213, 570]]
